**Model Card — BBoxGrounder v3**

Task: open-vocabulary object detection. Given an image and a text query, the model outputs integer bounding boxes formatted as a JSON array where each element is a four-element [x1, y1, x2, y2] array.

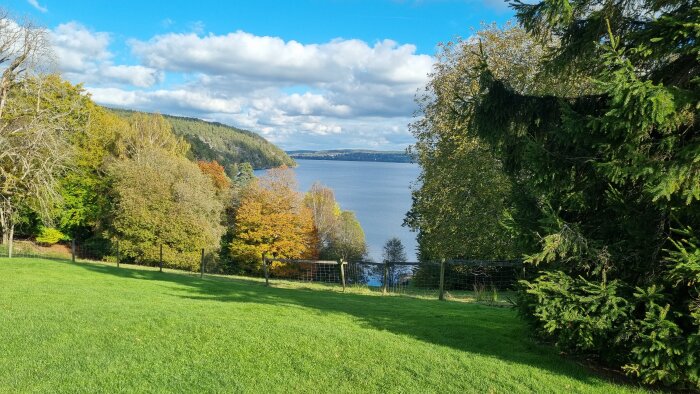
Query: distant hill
[[110, 109, 295, 172], [287, 149, 413, 163]]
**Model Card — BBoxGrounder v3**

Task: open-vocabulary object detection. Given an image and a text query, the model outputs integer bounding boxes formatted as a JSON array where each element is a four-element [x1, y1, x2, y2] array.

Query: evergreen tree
[[454, 0, 699, 387]]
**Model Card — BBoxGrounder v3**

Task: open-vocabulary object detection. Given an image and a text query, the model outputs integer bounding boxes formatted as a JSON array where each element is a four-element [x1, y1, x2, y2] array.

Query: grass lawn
[[0, 258, 648, 393]]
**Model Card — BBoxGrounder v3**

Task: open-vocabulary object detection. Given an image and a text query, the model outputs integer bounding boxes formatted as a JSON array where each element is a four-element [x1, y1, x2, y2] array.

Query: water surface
[[256, 159, 420, 261]]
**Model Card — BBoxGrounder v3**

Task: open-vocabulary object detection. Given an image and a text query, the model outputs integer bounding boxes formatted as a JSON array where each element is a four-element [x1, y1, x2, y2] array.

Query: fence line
[[1, 239, 525, 301]]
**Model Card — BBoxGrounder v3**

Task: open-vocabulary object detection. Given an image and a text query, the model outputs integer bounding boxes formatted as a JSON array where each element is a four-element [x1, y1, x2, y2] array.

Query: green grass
[[0, 258, 648, 393]]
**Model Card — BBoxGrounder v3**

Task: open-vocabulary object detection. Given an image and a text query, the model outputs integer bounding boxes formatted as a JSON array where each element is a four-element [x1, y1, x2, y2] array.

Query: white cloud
[[27, 0, 48, 13], [49, 24, 434, 150], [131, 32, 432, 87], [51, 22, 161, 88], [100, 65, 162, 88]]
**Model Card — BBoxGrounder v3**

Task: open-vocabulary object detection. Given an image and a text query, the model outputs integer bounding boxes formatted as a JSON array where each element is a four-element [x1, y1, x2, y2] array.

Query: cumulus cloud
[[131, 32, 432, 86], [51, 22, 162, 88], [49, 24, 433, 149]]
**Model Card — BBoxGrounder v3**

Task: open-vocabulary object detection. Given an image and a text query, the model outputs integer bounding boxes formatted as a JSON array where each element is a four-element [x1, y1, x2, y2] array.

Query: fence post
[[382, 261, 389, 295], [439, 258, 446, 301], [339, 259, 346, 292], [71, 239, 76, 263], [159, 244, 163, 272], [116, 241, 120, 268], [200, 248, 205, 278], [262, 253, 269, 286]]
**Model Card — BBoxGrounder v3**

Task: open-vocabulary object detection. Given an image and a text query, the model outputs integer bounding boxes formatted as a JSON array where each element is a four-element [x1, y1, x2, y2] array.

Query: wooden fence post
[[71, 239, 76, 263], [159, 244, 163, 272], [439, 258, 446, 301], [116, 241, 120, 268], [200, 248, 205, 278], [382, 262, 389, 295], [262, 253, 269, 286], [339, 259, 346, 292]]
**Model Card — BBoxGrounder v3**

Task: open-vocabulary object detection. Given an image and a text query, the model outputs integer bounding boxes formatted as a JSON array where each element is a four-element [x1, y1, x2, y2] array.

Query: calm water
[[255, 159, 420, 261]]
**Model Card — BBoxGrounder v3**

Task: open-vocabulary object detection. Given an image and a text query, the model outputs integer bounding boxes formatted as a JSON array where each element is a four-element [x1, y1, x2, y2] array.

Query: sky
[[7, 0, 514, 150]]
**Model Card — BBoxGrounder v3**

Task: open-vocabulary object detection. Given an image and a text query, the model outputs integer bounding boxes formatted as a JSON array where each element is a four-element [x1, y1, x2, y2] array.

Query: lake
[[255, 159, 420, 261]]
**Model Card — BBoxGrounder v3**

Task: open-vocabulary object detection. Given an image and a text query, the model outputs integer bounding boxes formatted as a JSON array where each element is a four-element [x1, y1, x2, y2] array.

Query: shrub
[[521, 269, 700, 390], [518, 271, 631, 359], [623, 285, 698, 388], [35, 227, 68, 246]]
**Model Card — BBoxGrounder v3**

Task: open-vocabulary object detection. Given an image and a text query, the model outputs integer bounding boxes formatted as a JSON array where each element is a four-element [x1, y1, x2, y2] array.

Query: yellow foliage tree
[[229, 166, 318, 273]]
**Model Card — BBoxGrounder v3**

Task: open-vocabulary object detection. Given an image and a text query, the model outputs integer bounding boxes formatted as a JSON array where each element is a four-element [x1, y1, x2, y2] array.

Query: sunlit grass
[[0, 257, 648, 393]]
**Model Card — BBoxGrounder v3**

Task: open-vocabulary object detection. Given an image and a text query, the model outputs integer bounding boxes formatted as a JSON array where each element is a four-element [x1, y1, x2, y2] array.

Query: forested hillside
[[111, 109, 295, 172]]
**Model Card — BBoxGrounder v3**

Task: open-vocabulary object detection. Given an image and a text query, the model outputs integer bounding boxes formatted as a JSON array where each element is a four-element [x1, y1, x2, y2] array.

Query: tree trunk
[[0, 203, 7, 245], [8, 223, 14, 258]]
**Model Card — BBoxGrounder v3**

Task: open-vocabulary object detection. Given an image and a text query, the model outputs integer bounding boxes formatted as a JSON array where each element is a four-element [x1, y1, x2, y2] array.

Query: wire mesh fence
[[1, 239, 525, 301], [345, 260, 524, 300], [265, 258, 344, 283]]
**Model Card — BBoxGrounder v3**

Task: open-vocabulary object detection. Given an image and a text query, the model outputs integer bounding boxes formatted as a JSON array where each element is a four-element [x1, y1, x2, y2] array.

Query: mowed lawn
[[0, 258, 646, 393]]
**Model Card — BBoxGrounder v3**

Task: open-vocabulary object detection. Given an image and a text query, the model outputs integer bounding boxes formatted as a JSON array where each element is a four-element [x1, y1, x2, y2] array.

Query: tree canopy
[[228, 167, 318, 273], [412, 0, 699, 388]]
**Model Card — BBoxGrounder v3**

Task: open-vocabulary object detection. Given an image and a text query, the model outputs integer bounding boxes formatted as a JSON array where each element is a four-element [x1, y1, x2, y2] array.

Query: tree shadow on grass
[[66, 259, 641, 390]]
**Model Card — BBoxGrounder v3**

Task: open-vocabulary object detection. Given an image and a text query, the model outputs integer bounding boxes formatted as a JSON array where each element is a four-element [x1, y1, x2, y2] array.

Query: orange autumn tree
[[197, 160, 231, 193], [228, 166, 319, 273]]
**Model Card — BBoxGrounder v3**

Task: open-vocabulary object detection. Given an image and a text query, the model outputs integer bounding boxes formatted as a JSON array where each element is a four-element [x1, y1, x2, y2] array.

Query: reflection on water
[[255, 159, 420, 261]]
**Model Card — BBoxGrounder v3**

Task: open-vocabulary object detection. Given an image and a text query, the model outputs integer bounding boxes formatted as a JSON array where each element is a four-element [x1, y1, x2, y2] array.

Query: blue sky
[[7, 0, 514, 150]]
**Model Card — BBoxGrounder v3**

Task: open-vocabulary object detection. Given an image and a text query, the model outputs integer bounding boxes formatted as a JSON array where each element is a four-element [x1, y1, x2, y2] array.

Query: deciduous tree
[[325, 211, 366, 262], [108, 148, 224, 270], [228, 166, 318, 273], [406, 24, 553, 261]]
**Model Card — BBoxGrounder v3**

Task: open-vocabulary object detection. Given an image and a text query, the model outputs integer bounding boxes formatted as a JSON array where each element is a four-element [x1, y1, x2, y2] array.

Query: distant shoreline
[[287, 149, 414, 163]]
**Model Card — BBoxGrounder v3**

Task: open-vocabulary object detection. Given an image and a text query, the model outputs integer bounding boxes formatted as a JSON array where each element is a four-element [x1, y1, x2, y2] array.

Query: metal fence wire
[[346, 260, 523, 292], [267, 259, 343, 283], [262, 257, 524, 298], [2, 239, 525, 300]]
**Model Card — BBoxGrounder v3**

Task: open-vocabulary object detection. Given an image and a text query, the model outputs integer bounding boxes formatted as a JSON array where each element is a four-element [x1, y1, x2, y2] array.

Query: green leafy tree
[[1, 70, 85, 256], [406, 24, 557, 261], [325, 211, 367, 262], [107, 123, 224, 271], [57, 104, 127, 241]]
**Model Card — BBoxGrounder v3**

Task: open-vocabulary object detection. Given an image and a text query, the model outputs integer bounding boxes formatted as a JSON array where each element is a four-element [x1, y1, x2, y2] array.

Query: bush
[[518, 271, 631, 360], [35, 227, 68, 246], [623, 285, 699, 388], [520, 270, 700, 390]]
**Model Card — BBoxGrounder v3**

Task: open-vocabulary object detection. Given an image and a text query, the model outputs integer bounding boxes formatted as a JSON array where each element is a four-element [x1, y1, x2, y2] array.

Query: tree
[[57, 103, 126, 240], [304, 182, 340, 251], [197, 160, 232, 196], [451, 0, 700, 387], [230, 162, 254, 190], [1, 67, 84, 256], [0, 11, 61, 257], [325, 211, 367, 262], [228, 166, 318, 273], [382, 237, 407, 263], [0, 10, 50, 119], [379, 237, 408, 289], [302, 182, 368, 262], [108, 148, 224, 270], [115, 112, 189, 160], [406, 24, 558, 261]]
